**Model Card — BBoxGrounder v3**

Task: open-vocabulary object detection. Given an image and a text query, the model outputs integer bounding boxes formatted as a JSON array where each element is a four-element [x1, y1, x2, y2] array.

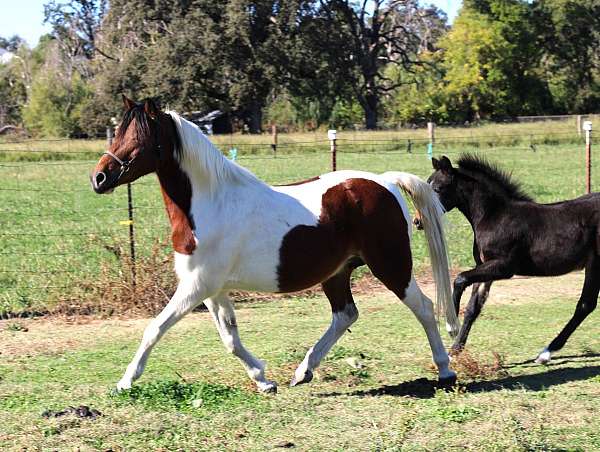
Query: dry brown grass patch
[[448, 349, 509, 380]]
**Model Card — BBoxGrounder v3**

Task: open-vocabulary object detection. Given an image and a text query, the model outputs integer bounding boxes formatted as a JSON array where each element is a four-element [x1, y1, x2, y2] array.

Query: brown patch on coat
[[155, 119, 196, 255], [277, 178, 412, 302]]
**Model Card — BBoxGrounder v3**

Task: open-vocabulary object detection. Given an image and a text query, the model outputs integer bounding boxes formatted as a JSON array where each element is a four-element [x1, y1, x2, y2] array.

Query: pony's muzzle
[[91, 171, 110, 193]]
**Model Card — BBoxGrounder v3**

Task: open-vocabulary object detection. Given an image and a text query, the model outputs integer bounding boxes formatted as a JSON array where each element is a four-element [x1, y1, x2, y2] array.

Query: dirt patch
[[0, 271, 585, 360]]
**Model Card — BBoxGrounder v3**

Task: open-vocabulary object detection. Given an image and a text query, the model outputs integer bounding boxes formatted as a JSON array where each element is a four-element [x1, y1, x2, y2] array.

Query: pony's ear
[[432, 157, 440, 170], [122, 94, 135, 110], [438, 155, 454, 174], [144, 98, 160, 119]]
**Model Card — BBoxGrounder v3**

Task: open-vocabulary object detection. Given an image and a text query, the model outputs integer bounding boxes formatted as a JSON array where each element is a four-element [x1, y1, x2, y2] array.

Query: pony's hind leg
[[291, 264, 358, 387], [359, 229, 454, 383], [399, 278, 455, 383], [536, 257, 600, 364], [117, 281, 207, 390], [204, 293, 277, 393]]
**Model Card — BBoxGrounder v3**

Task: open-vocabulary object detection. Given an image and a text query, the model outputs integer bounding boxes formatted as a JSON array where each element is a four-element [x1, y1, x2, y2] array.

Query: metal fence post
[[328, 129, 337, 171], [584, 121, 592, 194], [127, 183, 136, 288]]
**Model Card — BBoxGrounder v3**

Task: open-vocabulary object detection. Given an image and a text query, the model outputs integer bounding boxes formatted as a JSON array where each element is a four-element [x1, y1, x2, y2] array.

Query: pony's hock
[[429, 154, 600, 360], [92, 95, 460, 392]]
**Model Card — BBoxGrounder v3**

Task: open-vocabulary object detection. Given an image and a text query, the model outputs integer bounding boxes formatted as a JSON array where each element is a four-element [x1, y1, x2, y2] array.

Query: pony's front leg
[[116, 282, 207, 390], [204, 293, 277, 394]]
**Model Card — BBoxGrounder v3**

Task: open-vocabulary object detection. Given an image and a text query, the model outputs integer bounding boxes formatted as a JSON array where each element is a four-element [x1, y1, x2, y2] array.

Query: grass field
[[2, 273, 600, 450], [1, 124, 597, 316], [2, 119, 600, 450]]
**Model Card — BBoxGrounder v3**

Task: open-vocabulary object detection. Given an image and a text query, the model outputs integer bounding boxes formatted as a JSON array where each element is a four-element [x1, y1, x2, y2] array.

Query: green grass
[[2, 287, 600, 450], [0, 119, 598, 315]]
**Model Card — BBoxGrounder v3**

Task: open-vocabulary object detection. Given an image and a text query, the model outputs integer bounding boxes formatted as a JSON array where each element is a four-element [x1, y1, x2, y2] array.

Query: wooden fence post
[[577, 115, 582, 137], [271, 124, 277, 157], [584, 121, 592, 193], [427, 122, 435, 145], [328, 129, 337, 171], [106, 126, 113, 147]]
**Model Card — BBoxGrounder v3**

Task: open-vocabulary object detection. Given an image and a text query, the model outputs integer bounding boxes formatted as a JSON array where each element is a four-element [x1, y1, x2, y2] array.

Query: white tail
[[383, 171, 461, 336]]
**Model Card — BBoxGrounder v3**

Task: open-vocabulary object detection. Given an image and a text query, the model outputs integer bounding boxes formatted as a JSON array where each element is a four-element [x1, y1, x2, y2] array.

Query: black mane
[[117, 103, 151, 143], [116, 101, 181, 158], [457, 154, 533, 202]]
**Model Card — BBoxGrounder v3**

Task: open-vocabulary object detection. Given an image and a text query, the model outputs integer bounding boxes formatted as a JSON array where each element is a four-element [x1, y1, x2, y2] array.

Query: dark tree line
[[0, 0, 599, 136]]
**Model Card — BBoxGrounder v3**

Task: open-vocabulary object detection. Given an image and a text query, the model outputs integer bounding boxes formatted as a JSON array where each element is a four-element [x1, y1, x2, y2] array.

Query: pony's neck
[[156, 158, 196, 254], [168, 111, 262, 194], [455, 175, 506, 228]]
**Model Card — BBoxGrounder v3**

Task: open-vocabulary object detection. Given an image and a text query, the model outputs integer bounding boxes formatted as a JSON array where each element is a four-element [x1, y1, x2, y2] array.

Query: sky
[[1, 0, 462, 47]]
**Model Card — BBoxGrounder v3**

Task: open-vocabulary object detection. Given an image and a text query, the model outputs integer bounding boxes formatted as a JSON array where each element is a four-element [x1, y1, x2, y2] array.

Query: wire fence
[[0, 125, 595, 317]]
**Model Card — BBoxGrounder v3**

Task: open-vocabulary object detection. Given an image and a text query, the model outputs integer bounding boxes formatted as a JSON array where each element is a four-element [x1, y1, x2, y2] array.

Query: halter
[[101, 116, 163, 184]]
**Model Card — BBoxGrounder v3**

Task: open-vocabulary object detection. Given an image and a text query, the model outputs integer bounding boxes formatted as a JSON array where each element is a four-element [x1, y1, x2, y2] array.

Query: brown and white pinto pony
[[91, 96, 460, 393]]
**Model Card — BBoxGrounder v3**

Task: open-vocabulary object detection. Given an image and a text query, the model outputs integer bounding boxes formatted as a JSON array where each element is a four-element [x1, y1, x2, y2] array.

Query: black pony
[[428, 154, 600, 363]]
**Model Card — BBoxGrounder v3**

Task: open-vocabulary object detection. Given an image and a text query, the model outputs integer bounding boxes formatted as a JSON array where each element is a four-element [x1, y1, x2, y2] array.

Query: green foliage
[[329, 98, 363, 129], [111, 379, 260, 413], [22, 71, 91, 137]]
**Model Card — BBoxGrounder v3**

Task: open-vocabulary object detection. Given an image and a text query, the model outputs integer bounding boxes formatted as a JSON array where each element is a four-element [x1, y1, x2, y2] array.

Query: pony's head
[[91, 95, 177, 194], [428, 156, 459, 212]]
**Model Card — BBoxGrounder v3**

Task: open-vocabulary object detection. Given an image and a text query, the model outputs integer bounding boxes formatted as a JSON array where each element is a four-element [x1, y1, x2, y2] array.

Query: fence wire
[[0, 129, 595, 316]]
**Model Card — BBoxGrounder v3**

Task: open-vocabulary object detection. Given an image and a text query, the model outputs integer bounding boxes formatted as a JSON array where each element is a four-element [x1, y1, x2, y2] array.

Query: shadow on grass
[[505, 351, 600, 368], [318, 364, 600, 400]]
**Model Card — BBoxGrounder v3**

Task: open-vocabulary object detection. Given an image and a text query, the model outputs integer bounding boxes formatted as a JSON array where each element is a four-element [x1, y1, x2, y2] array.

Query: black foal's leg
[[451, 281, 493, 352], [536, 259, 600, 364], [451, 261, 513, 349]]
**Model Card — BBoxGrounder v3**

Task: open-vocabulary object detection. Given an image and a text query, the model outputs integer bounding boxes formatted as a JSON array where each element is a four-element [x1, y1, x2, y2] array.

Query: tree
[[535, 0, 600, 112], [438, 1, 553, 121], [0, 37, 28, 127], [307, 0, 447, 129]]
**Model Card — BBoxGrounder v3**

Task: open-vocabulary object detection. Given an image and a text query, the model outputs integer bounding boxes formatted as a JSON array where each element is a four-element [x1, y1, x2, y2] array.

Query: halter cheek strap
[[102, 116, 163, 183], [102, 149, 134, 182]]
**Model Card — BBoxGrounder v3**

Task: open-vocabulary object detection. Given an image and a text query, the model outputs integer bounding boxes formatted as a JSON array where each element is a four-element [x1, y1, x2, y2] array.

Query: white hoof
[[116, 378, 133, 391], [535, 348, 552, 365], [256, 380, 278, 394]]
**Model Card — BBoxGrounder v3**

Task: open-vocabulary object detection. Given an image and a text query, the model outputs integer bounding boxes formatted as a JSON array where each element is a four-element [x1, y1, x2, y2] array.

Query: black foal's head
[[428, 156, 459, 211]]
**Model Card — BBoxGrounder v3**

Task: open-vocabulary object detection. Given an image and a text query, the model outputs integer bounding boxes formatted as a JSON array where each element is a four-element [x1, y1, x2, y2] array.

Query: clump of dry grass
[[449, 349, 508, 380], [53, 240, 177, 317]]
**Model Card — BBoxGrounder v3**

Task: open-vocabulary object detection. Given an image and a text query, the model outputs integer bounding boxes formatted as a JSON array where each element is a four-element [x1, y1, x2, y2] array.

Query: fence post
[[427, 122, 435, 145], [106, 126, 114, 147], [584, 121, 592, 194], [271, 124, 277, 157], [577, 115, 582, 137], [127, 183, 136, 288], [328, 129, 337, 171]]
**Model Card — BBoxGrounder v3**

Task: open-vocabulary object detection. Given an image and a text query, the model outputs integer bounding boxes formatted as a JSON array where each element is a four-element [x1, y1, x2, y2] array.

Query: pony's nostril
[[95, 171, 107, 187]]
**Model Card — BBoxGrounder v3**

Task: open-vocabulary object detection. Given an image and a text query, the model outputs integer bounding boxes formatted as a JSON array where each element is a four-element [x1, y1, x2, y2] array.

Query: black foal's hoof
[[436, 374, 457, 390], [290, 370, 313, 387]]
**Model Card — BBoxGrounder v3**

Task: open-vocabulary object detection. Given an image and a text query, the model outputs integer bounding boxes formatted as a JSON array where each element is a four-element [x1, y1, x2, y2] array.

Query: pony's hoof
[[290, 370, 313, 387], [449, 345, 464, 357], [257, 380, 278, 394], [437, 373, 457, 389], [116, 379, 132, 391], [535, 348, 552, 365]]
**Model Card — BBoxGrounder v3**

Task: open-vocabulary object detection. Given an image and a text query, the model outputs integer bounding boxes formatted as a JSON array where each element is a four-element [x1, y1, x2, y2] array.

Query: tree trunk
[[247, 103, 263, 134], [364, 93, 379, 130]]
